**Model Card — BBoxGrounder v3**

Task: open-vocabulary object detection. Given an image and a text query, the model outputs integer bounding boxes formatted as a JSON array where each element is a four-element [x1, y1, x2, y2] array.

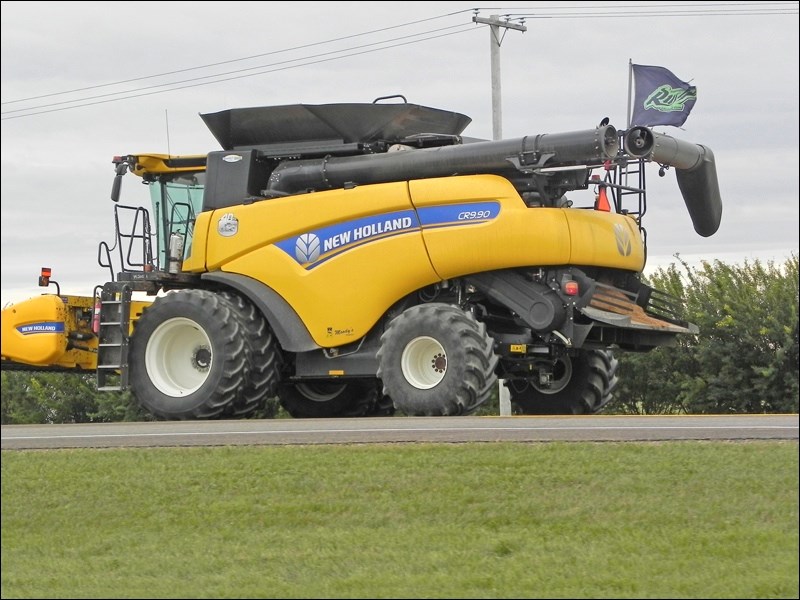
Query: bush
[[614, 255, 799, 414]]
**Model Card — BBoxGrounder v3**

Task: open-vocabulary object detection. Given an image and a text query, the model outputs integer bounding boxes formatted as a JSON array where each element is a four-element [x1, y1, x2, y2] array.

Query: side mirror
[[110, 160, 129, 202]]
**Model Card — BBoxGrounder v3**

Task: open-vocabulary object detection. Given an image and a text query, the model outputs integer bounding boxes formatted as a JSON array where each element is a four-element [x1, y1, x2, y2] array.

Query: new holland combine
[[1, 97, 722, 419]]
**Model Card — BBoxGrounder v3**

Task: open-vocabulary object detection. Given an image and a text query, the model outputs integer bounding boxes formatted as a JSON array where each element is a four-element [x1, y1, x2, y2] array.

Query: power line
[[3, 2, 794, 119], [1, 9, 475, 106], [2, 23, 475, 117], [508, 9, 798, 19], [6, 3, 787, 108], [474, 2, 797, 11], [1, 27, 483, 121]]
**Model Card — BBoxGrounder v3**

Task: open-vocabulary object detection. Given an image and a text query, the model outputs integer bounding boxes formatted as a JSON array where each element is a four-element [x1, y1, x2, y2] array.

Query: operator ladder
[[96, 285, 132, 391], [617, 157, 647, 224]]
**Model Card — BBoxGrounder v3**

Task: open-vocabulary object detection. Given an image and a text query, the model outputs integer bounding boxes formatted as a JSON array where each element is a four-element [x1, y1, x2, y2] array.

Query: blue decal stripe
[[303, 228, 419, 270], [420, 219, 494, 230], [17, 322, 65, 335], [274, 202, 499, 269], [417, 202, 500, 226], [275, 209, 421, 268]]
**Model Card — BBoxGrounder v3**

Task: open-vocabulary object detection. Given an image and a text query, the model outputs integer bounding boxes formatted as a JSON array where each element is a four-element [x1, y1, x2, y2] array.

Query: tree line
[[2, 256, 797, 424]]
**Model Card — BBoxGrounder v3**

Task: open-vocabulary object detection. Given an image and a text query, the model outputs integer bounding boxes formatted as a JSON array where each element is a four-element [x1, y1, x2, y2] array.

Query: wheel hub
[[401, 336, 448, 389], [193, 346, 211, 371], [531, 356, 573, 395]]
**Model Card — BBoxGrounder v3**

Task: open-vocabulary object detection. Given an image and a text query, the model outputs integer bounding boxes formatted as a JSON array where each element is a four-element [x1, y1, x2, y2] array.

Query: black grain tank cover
[[199, 103, 473, 151]]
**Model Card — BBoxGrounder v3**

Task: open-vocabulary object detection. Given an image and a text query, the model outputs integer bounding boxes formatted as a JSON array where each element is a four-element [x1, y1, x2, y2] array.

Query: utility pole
[[473, 13, 526, 415], [472, 13, 526, 140]]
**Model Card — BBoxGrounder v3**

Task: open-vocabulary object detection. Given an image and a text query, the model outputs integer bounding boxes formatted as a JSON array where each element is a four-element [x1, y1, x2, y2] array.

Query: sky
[[2, 1, 798, 307]]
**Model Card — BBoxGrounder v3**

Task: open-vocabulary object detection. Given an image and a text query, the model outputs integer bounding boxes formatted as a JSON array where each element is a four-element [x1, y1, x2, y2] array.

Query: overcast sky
[[2, 1, 798, 306]]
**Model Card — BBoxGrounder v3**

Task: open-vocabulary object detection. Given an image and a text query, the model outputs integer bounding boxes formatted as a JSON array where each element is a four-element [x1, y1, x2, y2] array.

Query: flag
[[630, 64, 697, 128]]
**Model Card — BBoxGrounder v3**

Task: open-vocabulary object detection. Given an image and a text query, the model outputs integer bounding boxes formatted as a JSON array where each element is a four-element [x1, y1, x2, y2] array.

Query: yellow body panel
[[182, 211, 212, 272], [410, 175, 644, 275], [410, 176, 571, 277], [564, 209, 645, 269], [223, 237, 436, 346], [206, 182, 438, 346], [130, 154, 206, 176], [1, 295, 96, 370], [192, 175, 644, 347], [204, 182, 414, 269]]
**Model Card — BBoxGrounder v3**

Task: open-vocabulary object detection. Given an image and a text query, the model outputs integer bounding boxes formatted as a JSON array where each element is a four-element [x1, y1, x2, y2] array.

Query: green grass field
[[2, 441, 798, 599]]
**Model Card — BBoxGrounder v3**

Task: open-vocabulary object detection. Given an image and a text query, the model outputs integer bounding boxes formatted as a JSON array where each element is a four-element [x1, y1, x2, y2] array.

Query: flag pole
[[626, 58, 633, 129]]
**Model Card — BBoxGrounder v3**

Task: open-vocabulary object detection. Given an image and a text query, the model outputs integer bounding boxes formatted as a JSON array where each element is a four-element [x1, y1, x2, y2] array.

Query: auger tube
[[266, 125, 619, 196]]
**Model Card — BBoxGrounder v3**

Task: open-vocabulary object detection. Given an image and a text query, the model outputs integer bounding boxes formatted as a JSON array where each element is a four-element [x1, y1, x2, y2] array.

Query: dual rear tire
[[129, 289, 281, 420], [506, 350, 619, 415]]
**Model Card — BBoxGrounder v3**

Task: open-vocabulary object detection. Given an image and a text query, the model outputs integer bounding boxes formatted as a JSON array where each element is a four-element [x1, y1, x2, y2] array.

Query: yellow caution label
[[328, 370, 345, 376], [509, 344, 527, 353]]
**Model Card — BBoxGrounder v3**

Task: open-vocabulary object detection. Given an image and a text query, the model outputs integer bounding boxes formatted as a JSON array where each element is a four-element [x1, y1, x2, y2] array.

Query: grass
[[2, 441, 798, 599]]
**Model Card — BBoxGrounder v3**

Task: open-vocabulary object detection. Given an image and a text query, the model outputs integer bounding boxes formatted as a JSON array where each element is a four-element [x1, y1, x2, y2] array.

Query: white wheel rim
[[532, 356, 573, 395], [145, 317, 212, 397], [401, 336, 447, 389]]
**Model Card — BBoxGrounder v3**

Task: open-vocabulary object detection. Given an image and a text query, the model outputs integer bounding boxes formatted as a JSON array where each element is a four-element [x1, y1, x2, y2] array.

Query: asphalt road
[[1, 414, 797, 450]]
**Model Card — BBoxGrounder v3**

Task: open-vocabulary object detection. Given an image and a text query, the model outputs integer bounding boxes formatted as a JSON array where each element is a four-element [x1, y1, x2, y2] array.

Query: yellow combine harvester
[[1, 97, 722, 419]]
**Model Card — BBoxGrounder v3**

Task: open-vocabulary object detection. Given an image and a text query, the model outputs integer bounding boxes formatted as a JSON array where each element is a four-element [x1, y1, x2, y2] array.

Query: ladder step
[[98, 284, 133, 392]]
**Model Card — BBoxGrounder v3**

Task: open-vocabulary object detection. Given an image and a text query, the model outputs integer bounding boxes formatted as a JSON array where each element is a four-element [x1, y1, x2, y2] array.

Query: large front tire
[[129, 290, 251, 420], [508, 350, 619, 415], [377, 303, 498, 416]]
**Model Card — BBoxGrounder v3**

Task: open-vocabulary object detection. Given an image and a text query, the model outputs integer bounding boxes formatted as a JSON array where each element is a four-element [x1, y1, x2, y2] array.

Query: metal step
[[96, 284, 132, 391]]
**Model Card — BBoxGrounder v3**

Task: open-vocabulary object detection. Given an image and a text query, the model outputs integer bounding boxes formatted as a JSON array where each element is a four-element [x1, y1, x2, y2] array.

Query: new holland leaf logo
[[614, 223, 632, 257], [295, 233, 321, 263], [643, 85, 697, 113]]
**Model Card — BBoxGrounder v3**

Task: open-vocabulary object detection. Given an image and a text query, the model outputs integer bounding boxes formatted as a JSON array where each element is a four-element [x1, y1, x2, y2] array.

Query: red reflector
[[41, 267, 52, 277], [564, 281, 579, 296]]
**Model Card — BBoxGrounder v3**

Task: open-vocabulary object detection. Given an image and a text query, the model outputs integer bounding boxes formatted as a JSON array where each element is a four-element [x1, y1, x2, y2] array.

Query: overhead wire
[[1, 8, 475, 106], [2, 2, 795, 119], [475, 2, 797, 11], [2, 22, 477, 118], [1, 25, 483, 120]]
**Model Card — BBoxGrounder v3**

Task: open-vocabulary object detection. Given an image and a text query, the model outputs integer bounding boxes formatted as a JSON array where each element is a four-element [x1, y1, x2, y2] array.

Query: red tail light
[[564, 280, 579, 296]]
